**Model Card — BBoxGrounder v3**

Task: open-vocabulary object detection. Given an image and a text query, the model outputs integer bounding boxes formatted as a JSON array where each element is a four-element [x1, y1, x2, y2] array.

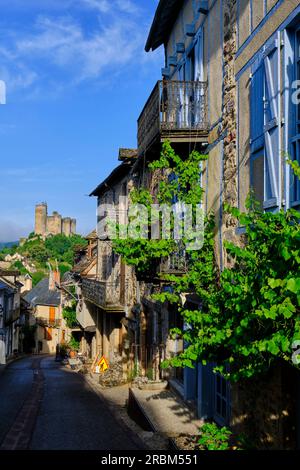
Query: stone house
[[70, 230, 98, 359], [79, 149, 138, 378], [133, 0, 300, 449], [0, 270, 22, 363], [24, 273, 71, 354]]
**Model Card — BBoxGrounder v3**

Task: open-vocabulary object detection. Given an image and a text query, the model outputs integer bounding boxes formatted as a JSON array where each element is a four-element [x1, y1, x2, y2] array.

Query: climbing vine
[[113, 142, 300, 382], [113, 141, 209, 278]]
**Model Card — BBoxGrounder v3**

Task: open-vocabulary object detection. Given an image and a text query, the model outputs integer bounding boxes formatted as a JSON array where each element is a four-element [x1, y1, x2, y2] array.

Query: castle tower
[[35, 203, 47, 236], [47, 211, 62, 236], [62, 217, 71, 237], [71, 218, 76, 235]]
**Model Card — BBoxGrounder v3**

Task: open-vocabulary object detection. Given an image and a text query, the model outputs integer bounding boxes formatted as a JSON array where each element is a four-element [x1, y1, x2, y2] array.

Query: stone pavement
[[130, 387, 203, 438], [0, 365, 5, 377], [86, 375, 170, 450]]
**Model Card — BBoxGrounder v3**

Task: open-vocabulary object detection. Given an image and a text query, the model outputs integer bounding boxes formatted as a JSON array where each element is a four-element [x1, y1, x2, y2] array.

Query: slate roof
[[145, 0, 184, 52], [89, 161, 133, 197], [24, 278, 60, 307], [0, 280, 14, 293]]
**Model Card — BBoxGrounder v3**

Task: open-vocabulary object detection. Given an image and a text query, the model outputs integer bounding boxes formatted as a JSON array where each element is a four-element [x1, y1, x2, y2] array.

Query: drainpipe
[[136, 280, 141, 375]]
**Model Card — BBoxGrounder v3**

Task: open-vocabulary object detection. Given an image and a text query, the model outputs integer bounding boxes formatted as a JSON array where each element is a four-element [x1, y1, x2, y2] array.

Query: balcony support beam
[[198, 1, 209, 14]]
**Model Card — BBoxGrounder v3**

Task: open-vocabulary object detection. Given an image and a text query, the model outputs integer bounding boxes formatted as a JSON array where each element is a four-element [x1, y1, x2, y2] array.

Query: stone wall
[[47, 212, 62, 236], [35, 203, 47, 235], [231, 362, 298, 449], [221, 0, 239, 267], [34, 203, 76, 237]]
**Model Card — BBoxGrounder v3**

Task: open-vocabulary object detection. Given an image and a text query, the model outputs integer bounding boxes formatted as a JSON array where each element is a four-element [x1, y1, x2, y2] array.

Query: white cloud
[[14, 14, 144, 82], [0, 220, 32, 242], [81, 0, 111, 13], [0, 1, 163, 98], [80, 0, 139, 15]]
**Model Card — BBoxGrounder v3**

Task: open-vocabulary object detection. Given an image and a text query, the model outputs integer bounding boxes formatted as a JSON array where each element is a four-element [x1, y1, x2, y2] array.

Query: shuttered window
[[250, 32, 281, 212], [263, 34, 281, 210], [250, 58, 265, 208]]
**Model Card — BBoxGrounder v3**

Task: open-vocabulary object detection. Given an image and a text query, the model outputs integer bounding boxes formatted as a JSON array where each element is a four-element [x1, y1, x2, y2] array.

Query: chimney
[[49, 270, 60, 291]]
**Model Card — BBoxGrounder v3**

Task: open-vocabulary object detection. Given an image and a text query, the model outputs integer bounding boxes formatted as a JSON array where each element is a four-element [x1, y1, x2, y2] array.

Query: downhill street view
[[0, 0, 300, 460]]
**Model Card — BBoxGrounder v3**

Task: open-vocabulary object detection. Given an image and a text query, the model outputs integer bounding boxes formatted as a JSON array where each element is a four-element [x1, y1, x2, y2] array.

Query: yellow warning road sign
[[97, 356, 109, 373]]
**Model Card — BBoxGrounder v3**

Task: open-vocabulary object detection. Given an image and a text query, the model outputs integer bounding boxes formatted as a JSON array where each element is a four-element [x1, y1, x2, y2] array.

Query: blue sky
[[0, 0, 163, 241]]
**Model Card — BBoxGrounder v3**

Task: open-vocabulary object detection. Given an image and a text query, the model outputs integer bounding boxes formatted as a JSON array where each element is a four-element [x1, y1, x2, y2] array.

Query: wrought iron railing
[[138, 80, 208, 154], [160, 251, 188, 275]]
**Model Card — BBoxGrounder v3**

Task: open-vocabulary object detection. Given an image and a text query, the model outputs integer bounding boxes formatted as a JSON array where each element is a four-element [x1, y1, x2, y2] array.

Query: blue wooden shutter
[[194, 30, 204, 81], [263, 33, 281, 210], [178, 66, 184, 127], [250, 59, 264, 153]]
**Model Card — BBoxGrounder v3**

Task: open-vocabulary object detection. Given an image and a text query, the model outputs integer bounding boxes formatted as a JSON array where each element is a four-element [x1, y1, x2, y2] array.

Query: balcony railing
[[82, 278, 124, 312], [138, 80, 209, 155], [159, 253, 188, 275], [35, 317, 61, 328]]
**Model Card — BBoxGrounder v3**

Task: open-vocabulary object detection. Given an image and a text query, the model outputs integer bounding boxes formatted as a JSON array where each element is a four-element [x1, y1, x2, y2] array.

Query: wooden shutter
[[263, 33, 281, 210], [194, 30, 204, 81], [178, 65, 185, 127], [44, 327, 52, 341], [49, 306, 55, 324], [250, 55, 265, 206], [250, 59, 265, 153], [194, 32, 204, 127]]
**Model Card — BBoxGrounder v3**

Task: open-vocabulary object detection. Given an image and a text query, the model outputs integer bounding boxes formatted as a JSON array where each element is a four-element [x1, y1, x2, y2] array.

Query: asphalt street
[[0, 355, 142, 450]]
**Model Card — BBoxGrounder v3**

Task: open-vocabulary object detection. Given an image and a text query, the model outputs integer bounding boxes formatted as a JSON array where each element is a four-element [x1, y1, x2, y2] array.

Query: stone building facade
[[76, 149, 139, 382], [0, 270, 22, 363], [81, 0, 300, 448], [137, 0, 300, 449], [34, 203, 76, 237]]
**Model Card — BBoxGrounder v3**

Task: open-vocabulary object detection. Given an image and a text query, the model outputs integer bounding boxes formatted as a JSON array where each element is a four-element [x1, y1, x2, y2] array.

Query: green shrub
[[198, 423, 232, 451], [62, 302, 78, 328], [68, 335, 80, 351]]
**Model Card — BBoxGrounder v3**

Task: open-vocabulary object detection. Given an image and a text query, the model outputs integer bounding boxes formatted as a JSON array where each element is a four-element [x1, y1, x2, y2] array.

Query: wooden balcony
[[35, 317, 61, 328], [138, 80, 209, 156], [81, 278, 124, 312]]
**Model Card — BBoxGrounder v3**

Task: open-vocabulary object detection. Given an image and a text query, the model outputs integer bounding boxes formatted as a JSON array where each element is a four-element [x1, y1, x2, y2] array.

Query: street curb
[[0, 354, 28, 378], [85, 375, 149, 451]]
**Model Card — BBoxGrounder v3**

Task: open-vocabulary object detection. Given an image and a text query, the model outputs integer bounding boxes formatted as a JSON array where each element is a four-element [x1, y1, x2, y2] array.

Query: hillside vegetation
[[0, 233, 87, 285], [0, 241, 19, 250]]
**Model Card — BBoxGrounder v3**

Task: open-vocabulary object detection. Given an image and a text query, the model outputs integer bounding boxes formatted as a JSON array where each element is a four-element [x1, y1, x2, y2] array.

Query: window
[[250, 60, 265, 208], [250, 33, 281, 211], [214, 372, 231, 426], [177, 30, 204, 129]]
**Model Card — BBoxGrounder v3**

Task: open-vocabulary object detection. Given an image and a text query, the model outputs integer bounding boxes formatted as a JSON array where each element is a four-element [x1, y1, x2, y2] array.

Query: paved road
[[0, 356, 142, 450]]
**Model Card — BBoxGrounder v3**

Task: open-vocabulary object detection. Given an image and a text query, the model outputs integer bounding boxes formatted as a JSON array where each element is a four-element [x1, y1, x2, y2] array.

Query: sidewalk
[[85, 374, 170, 450], [86, 372, 203, 448], [129, 387, 203, 438]]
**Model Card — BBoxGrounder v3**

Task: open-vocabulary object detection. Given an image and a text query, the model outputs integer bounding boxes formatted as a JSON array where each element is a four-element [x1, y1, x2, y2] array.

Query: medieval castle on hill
[[34, 203, 76, 237]]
